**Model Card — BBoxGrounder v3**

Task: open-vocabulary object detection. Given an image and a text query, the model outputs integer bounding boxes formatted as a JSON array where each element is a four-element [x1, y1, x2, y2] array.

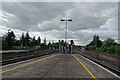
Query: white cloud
[[2, 0, 120, 2], [1, 2, 118, 45]]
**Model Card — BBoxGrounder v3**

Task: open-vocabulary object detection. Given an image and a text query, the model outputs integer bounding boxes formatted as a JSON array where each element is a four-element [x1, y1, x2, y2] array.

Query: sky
[[0, 0, 119, 46]]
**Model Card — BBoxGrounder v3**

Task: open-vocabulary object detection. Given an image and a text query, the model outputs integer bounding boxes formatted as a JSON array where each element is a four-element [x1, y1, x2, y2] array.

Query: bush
[[95, 48, 102, 51], [101, 47, 107, 52], [88, 46, 96, 50], [115, 45, 120, 55], [106, 46, 115, 54], [94, 45, 120, 55]]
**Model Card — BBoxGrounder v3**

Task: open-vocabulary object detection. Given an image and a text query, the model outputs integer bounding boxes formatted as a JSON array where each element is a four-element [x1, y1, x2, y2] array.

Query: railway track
[[1, 50, 58, 65], [76, 51, 120, 76], [1, 50, 120, 77]]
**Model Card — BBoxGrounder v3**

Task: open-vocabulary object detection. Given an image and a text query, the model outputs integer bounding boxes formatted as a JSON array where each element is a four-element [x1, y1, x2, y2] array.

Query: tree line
[[2, 30, 58, 50], [2, 30, 120, 55], [86, 35, 120, 55]]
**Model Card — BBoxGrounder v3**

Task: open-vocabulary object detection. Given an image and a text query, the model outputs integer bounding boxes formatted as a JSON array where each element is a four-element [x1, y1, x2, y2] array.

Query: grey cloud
[[1, 2, 118, 45], [2, 2, 75, 31]]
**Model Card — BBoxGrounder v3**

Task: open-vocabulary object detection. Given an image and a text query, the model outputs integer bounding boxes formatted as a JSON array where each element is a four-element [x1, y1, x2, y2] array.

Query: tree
[[51, 41, 58, 49], [104, 38, 115, 47], [32, 36, 37, 47], [14, 40, 20, 46], [100, 38, 116, 54], [20, 33, 25, 47], [37, 36, 41, 46], [48, 41, 51, 46], [95, 36, 102, 47], [24, 31, 30, 46], [86, 35, 102, 50], [41, 43, 47, 50], [48, 41, 52, 49], [87, 35, 102, 49], [43, 38, 46, 45], [3, 30, 16, 49]]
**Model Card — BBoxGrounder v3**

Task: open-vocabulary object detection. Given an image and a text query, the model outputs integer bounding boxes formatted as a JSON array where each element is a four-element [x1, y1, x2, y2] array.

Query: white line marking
[[2, 54, 56, 68], [78, 54, 120, 78]]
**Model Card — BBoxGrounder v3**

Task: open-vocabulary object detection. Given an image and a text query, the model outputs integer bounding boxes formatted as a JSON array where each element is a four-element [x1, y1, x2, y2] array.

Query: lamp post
[[61, 18, 72, 54]]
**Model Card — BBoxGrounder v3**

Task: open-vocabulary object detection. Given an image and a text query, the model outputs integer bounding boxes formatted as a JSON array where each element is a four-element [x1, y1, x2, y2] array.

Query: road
[[1, 53, 120, 79]]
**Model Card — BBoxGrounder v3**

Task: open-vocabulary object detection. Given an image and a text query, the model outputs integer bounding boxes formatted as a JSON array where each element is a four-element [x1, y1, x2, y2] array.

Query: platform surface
[[1, 53, 119, 79]]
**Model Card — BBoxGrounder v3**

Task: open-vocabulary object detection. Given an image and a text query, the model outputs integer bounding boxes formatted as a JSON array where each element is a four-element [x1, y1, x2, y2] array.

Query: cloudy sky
[[0, 1, 119, 46]]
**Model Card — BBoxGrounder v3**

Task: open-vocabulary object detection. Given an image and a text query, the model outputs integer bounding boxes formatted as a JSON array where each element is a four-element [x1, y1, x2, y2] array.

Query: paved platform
[[1, 53, 119, 79]]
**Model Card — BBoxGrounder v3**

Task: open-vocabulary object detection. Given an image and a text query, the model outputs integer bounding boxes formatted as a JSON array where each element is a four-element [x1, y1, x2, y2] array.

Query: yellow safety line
[[72, 54, 96, 80], [1, 54, 57, 74]]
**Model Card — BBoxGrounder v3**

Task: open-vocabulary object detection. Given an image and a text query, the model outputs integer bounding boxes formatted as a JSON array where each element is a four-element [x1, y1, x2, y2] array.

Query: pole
[[65, 19, 67, 54], [61, 18, 72, 54], [66, 19, 67, 42]]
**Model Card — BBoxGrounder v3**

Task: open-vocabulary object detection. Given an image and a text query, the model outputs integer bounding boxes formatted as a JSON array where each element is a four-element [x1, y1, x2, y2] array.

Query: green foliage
[[106, 46, 115, 54], [52, 43, 58, 49], [37, 36, 41, 46], [2, 30, 16, 49], [24, 31, 30, 46], [87, 35, 102, 48], [87, 35, 120, 55], [101, 46, 107, 52], [20, 33, 25, 46], [115, 45, 120, 55], [87, 46, 96, 50], [2, 30, 51, 50], [14, 40, 21, 46], [48, 42, 51, 47], [41, 43, 48, 50], [43, 38, 46, 45], [104, 38, 115, 47]]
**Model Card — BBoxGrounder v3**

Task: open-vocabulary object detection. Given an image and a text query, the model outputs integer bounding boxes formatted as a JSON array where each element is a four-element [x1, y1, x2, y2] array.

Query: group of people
[[58, 40, 74, 54]]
